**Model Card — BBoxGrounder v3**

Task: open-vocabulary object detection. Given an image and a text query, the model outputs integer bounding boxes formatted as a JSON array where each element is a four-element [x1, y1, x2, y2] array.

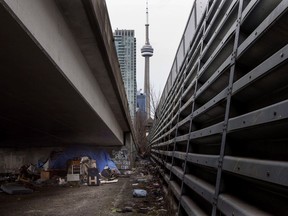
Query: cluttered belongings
[[0, 147, 120, 194]]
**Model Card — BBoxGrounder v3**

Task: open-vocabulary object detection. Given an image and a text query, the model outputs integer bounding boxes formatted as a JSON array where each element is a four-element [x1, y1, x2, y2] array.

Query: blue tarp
[[49, 146, 118, 173]]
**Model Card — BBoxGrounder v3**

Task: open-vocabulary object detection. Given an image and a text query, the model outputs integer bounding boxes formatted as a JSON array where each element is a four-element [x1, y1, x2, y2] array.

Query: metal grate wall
[[149, 0, 288, 215]]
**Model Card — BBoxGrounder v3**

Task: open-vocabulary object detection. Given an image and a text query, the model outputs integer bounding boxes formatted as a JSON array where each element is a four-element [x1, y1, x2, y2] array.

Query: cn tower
[[141, 0, 153, 119]]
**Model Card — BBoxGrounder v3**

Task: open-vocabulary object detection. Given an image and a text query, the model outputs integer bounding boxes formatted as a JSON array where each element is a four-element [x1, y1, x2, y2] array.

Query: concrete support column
[[125, 132, 136, 168], [111, 132, 136, 170]]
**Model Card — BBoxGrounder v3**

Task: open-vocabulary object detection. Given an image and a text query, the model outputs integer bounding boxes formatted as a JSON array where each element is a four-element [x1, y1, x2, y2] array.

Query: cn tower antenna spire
[[146, 0, 149, 25], [145, 0, 150, 44], [141, 0, 153, 119]]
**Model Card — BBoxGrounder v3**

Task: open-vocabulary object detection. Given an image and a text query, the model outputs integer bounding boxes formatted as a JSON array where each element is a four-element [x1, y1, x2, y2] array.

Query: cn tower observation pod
[[141, 44, 154, 57]]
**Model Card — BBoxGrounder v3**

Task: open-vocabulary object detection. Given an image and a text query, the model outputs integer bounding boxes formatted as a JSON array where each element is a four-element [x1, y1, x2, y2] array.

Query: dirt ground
[[0, 163, 173, 216]]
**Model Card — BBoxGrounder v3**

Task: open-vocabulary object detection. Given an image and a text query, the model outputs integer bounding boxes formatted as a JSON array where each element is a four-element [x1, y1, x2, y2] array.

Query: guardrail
[[149, 0, 288, 215]]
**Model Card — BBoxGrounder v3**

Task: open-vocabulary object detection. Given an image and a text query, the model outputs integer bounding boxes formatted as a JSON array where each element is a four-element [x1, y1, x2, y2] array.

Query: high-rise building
[[137, 91, 146, 113], [114, 29, 137, 121], [141, 1, 153, 119]]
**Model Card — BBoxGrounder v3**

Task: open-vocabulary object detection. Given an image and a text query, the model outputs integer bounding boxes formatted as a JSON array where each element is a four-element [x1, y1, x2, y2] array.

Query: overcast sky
[[106, 0, 194, 96]]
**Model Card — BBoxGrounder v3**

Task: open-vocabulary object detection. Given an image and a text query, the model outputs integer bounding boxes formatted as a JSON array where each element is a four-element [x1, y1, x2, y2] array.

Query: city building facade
[[136, 91, 146, 113], [114, 29, 137, 121]]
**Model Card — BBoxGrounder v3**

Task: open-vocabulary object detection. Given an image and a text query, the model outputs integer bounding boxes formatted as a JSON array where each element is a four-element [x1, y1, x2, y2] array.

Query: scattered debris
[[138, 207, 149, 214], [111, 206, 133, 213], [133, 189, 147, 197], [136, 178, 148, 183], [123, 206, 133, 212], [100, 166, 118, 180], [112, 159, 175, 215], [100, 179, 118, 184], [113, 206, 134, 213], [0, 174, 17, 183], [156, 197, 164, 202], [153, 183, 160, 187], [111, 207, 122, 213], [58, 177, 66, 185], [157, 209, 168, 213], [123, 170, 133, 175], [1, 183, 33, 195]]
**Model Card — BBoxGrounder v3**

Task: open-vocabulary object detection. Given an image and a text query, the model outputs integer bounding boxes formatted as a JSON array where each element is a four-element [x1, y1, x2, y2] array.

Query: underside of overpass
[[0, 0, 133, 148]]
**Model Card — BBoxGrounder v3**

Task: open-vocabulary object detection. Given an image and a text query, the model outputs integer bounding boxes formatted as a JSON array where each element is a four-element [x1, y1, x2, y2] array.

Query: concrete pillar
[[111, 132, 136, 170]]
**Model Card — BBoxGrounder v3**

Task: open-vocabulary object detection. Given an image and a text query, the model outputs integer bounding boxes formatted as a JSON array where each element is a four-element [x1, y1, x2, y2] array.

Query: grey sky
[[106, 0, 194, 96]]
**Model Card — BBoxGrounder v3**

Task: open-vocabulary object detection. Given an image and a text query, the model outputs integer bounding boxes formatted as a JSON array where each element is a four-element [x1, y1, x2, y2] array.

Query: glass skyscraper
[[114, 29, 137, 122], [137, 92, 146, 113]]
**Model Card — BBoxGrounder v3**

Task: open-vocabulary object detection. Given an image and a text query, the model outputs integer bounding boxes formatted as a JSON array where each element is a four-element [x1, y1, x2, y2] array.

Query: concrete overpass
[[0, 0, 136, 170], [0, 0, 134, 146]]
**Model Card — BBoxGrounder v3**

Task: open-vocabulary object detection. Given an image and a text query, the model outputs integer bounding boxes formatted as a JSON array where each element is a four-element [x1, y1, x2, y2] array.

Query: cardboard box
[[41, 171, 51, 180]]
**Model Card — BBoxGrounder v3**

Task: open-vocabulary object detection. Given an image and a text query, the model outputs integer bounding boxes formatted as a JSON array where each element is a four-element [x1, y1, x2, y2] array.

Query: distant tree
[[149, 85, 161, 119], [134, 86, 160, 157], [134, 110, 148, 157]]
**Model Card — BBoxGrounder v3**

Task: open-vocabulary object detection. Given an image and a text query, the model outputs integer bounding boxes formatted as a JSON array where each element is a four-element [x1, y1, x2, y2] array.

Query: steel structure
[[149, 0, 288, 215]]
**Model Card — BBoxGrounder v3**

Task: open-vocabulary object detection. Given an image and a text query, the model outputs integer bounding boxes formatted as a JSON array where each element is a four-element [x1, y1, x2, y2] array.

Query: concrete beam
[[0, 0, 134, 147]]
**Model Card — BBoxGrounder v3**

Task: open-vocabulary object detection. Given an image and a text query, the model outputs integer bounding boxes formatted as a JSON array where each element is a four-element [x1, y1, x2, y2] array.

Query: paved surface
[[0, 177, 144, 216]]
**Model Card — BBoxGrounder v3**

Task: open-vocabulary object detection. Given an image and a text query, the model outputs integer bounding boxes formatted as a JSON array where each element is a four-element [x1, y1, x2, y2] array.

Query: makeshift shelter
[[48, 146, 119, 173]]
